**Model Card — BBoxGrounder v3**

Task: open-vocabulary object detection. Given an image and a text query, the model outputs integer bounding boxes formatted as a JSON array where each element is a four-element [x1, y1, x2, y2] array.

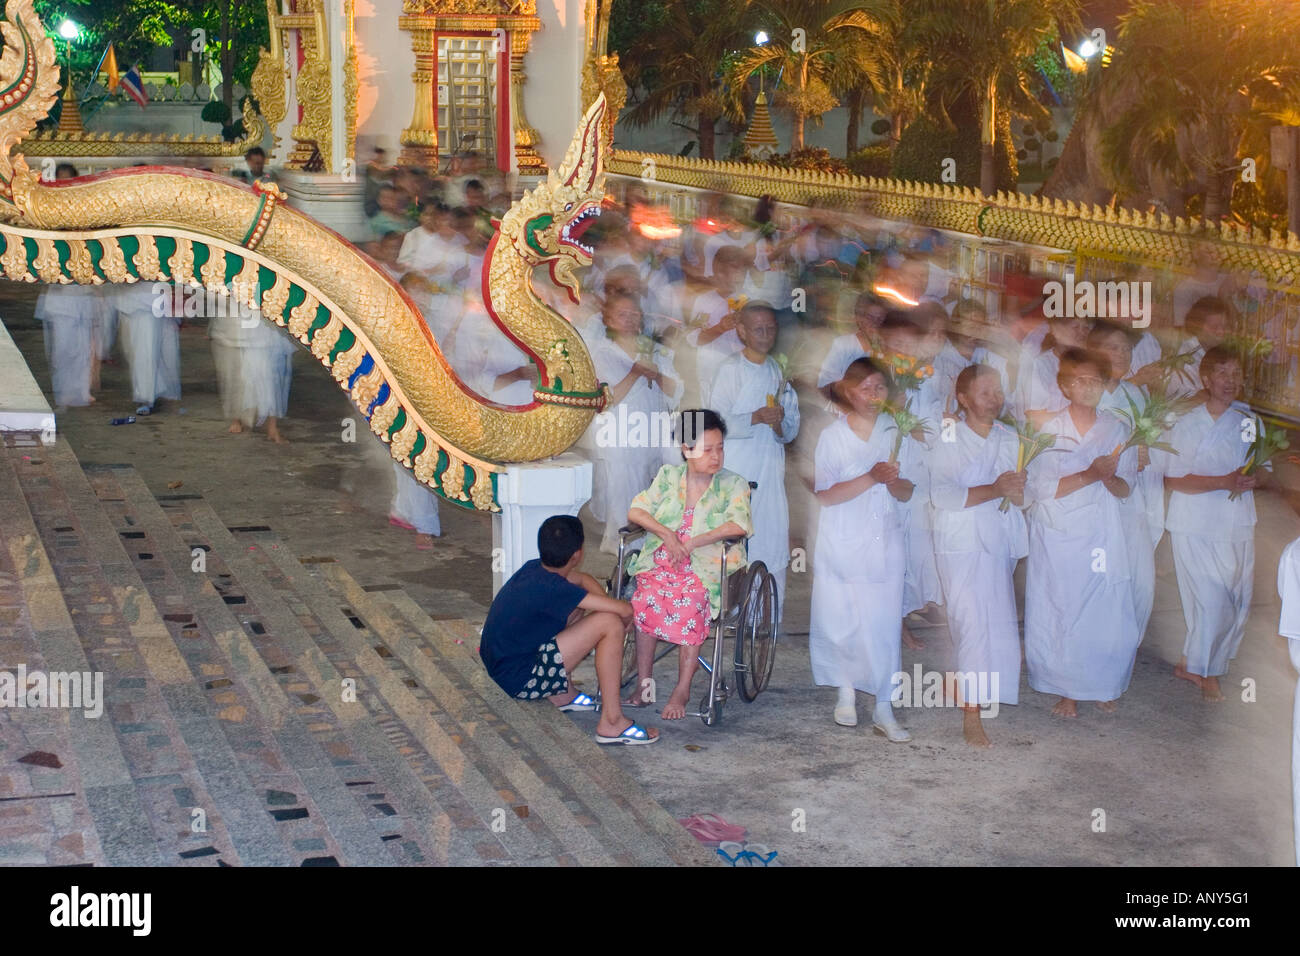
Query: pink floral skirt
[[631, 508, 712, 647]]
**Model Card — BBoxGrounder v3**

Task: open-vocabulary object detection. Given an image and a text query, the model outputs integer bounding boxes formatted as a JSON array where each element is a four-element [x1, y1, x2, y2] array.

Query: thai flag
[[120, 66, 148, 109]]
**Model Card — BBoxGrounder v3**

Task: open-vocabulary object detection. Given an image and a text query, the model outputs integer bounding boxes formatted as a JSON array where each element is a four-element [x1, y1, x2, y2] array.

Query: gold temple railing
[[610, 148, 1300, 422]]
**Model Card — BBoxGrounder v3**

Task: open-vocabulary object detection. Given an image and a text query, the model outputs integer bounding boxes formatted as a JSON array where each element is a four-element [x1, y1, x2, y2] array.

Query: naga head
[[0, 0, 60, 218], [501, 93, 607, 304]]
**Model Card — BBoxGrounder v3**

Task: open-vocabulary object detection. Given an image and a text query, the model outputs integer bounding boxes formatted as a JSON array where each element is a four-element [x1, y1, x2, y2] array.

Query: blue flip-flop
[[595, 722, 658, 745], [558, 692, 596, 712]]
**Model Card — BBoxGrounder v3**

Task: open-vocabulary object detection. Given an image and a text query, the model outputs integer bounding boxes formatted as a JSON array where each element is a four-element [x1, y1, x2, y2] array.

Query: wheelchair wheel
[[734, 561, 778, 703], [614, 549, 641, 688]]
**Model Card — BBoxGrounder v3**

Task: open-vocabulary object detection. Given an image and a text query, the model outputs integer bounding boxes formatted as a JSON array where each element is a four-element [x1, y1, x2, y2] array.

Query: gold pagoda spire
[[743, 90, 779, 159]]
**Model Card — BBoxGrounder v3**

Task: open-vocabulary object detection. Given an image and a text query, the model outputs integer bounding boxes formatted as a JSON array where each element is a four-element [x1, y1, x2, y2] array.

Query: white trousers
[[390, 462, 441, 536], [120, 312, 181, 405], [42, 315, 94, 407], [1171, 533, 1253, 678]]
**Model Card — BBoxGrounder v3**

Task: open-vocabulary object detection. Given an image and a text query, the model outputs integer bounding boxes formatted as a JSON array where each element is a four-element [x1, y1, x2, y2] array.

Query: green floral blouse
[[627, 463, 753, 618]]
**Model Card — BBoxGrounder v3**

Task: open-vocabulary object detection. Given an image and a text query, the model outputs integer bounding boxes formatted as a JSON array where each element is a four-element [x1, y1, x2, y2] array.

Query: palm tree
[[912, 0, 1081, 196], [833, 0, 930, 154], [1098, 0, 1300, 222], [617, 0, 757, 160], [727, 0, 876, 153]]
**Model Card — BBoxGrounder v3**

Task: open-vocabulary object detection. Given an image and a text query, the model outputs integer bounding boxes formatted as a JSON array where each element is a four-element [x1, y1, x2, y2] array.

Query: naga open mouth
[[560, 204, 601, 256]]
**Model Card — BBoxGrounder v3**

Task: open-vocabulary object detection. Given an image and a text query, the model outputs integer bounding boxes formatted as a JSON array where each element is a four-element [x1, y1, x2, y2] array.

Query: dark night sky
[[1080, 0, 1131, 33]]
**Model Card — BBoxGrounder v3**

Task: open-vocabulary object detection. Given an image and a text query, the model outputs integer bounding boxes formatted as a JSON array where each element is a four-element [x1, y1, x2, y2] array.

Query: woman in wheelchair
[[624, 409, 753, 719]]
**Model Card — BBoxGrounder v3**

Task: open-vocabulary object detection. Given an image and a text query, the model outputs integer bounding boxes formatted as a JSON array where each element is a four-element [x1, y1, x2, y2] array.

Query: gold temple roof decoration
[[19, 97, 267, 158], [402, 0, 536, 13]]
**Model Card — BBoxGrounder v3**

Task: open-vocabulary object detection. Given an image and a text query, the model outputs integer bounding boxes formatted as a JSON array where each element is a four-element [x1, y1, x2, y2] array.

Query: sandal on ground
[[388, 516, 415, 530], [677, 813, 746, 846], [135, 404, 154, 416], [595, 722, 658, 745], [716, 841, 749, 866], [558, 692, 596, 712], [742, 842, 779, 866]]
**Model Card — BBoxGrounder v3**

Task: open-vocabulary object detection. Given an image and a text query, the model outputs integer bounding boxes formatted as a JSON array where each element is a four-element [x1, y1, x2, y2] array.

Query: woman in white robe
[[931, 365, 1027, 747], [116, 283, 181, 415], [36, 285, 105, 408], [1162, 348, 1258, 702], [1018, 314, 1090, 428], [210, 301, 295, 442], [1091, 323, 1160, 638], [1025, 348, 1140, 717], [584, 292, 681, 554], [1274, 536, 1300, 866], [811, 357, 915, 741], [710, 304, 799, 617], [389, 461, 441, 544]]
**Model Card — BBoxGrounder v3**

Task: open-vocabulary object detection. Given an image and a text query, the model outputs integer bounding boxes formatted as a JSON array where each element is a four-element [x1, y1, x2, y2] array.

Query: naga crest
[[499, 94, 606, 304]]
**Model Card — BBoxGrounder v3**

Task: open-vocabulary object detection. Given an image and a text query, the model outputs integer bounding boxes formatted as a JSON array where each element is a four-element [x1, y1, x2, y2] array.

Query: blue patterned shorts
[[515, 640, 569, 700]]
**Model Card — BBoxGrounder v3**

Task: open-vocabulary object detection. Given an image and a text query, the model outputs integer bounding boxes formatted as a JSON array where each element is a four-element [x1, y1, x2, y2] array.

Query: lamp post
[[57, 20, 83, 134]]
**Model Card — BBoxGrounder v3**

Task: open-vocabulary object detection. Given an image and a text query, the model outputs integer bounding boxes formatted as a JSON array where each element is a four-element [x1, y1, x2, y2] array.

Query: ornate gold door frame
[[251, 0, 359, 175], [398, 1, 543, 174]]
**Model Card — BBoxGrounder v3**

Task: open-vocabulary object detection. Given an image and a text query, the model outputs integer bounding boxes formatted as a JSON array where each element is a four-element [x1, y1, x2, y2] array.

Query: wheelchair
[[604, 483, 779, 726]]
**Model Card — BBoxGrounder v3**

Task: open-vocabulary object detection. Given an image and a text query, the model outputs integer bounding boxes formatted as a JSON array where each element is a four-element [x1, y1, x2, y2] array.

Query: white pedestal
[[276, 170, 370, 244], [491, 453, 593, 595], [0, 317, 53, 437]]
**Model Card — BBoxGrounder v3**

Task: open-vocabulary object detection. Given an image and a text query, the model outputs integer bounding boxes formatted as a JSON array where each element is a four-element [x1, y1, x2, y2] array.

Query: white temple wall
[[354, 0, 415, 161]]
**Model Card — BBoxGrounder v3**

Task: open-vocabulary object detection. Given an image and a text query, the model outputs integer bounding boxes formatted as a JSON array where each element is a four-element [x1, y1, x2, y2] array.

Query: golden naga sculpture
[[612, 150, 1300, 285], [0, 0, 607, 512]]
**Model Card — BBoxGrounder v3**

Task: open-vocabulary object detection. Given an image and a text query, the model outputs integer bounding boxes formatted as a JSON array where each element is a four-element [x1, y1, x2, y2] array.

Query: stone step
[[228, 517, 619, 866], [307, 555, 644, 866], [5, 439, 236, 865], [91, 464, 411, 867], [0, 435, 112, 866], [191, 516, 507, 866], [371, 584, 714, 866]]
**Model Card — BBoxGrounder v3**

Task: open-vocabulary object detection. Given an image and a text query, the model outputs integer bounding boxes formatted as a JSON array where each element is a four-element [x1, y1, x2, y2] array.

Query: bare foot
[[901, 623, 925, 650], [1173, 662, 1204, 688], [1096, 699, 1118, 714], [228, 420, 244, 434], [962, 708, 992, 748], [661, 689, 689, 720], [1201, 676, 1225, 702], [1051, 697, 1078, 718], [624, 684, 652, 708], [548, 689, 579, 708], [266, 421, 289, 444], [86, 395, 96, 404], [415, 533, 435, 551], [595, 717, 659, 742]]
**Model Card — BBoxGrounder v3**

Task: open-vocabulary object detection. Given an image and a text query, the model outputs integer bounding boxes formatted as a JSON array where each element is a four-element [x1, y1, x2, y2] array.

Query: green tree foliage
[[891, 99, 1016, 193], [36, 0, 267, 111], [727, 1, 877, 152], [1099, 0, 1300, 221], [909, 0, 1079, 196], [612, 0, 754, 160]]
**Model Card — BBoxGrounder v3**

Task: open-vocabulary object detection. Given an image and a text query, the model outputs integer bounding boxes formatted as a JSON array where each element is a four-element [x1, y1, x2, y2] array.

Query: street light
[[755, 31, 769, 46], [1078, 38, 1098, 58], [58, 19, 78, 41]]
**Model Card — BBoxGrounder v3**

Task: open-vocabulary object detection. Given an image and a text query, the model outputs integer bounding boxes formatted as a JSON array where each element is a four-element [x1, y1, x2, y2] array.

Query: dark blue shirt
[[480, 559, 587, 696]]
